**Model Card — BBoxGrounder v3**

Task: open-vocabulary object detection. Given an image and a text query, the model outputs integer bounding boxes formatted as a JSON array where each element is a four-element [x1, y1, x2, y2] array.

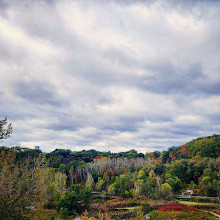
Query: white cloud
[[1, 0, 220, 153]]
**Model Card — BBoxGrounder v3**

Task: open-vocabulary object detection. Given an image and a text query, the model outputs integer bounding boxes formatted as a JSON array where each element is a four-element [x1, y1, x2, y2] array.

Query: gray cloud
[[14, 80, 63, 106], [1, 0, 220, 152]]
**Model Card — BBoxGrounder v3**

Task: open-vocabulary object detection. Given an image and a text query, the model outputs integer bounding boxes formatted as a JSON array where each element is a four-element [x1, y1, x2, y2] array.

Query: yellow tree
[[0, 150, 55, 219]]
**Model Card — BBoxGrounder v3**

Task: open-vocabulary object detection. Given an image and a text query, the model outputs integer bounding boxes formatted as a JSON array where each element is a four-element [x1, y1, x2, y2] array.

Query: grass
[[115, 206, 138, 210], [149, 210, 219, 220], [179, 201, 217, 205]]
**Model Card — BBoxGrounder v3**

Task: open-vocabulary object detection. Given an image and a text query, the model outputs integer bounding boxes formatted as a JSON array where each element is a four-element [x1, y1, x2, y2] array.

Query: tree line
[[0, 117, 219, 219]]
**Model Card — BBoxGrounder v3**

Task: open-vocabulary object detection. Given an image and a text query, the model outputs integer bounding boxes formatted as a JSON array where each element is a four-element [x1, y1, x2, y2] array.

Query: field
[[147, 202, 220, 220], [79, 198, 220, 220], [178, 201, 217, 206]]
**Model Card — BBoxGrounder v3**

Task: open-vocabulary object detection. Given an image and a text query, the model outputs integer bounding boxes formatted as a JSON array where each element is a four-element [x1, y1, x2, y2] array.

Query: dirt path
[[144, 213, 150, 219], [204, 211, 220, 219]]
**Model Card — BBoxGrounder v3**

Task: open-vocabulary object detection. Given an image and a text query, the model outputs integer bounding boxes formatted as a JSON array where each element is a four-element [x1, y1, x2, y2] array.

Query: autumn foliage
[[169, 151, 176, 160], [103, 171, 108, 180], [123, 168, 127, 175], [150, 177, 156, 184], [150, 153, 155, 159], [158, 203, 196, 212], [177, 144, 190, 156], [108, 169, 114, 176]]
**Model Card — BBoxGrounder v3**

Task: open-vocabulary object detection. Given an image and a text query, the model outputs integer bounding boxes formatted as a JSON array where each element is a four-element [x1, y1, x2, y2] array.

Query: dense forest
[[0, 118, 219, 219]]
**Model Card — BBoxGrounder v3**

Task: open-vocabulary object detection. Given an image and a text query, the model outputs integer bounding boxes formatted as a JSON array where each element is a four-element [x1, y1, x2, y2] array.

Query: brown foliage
[[169, 151, 176, 160]]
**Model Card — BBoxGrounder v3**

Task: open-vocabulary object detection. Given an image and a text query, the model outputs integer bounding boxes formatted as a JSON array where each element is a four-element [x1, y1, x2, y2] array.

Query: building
[[35, 146, 40, 150]]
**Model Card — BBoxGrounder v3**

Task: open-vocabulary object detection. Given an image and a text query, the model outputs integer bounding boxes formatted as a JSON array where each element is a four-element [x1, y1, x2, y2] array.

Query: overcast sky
[[0, 0, 220, 153]]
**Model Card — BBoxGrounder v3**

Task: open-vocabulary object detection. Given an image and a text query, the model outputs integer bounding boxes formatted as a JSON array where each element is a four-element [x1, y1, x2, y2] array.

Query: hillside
[[0, 134, 219, 219]]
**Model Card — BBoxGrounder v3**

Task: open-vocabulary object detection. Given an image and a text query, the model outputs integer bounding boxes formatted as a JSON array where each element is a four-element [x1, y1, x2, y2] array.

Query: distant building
[[182, 189, 194, 196], [35, 146, 40, 150]]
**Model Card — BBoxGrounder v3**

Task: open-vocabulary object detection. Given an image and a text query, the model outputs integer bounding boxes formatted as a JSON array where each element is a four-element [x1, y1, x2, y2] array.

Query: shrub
[[141, 203, 152, 214], [90, 203, 109, 212], [148, 211, 162, 220], [138, 195, 147, 200], [158, 203, 196, 212]]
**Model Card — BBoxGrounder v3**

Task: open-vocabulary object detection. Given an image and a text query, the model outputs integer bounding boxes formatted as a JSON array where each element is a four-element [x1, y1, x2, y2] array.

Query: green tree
[[161, 183, 173, 200], [0, 117, 12, 142], [112, 174, 133, 197], [189, 138, 215, 158], [96, 177, 105, 191], [137, 170, 146, 179], [149, 169, 156, 178], [57, 184, 91, 216], [166, 177, 182, 193], [153, 151, 160, 158], [85, 173, 94, 190], [41, 183, 60, 209]]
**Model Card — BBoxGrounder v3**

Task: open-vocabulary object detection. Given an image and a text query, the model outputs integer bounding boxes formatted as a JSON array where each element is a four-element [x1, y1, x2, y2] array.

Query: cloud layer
[[1, 0, 220, 152]]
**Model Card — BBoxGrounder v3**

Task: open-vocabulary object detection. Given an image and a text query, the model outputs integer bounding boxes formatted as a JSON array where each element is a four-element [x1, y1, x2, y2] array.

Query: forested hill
[[0, 134, 219, 219], [0, 134, 219, 169]]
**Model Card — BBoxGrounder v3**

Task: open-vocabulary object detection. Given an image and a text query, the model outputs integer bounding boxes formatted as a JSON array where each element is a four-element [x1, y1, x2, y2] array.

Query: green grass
[[179, 201, 217, 206], [115, 206, 138, 210]]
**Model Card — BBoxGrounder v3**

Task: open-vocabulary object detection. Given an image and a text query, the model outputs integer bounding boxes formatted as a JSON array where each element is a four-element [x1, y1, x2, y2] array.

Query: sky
[[0, 0, 220, 153]]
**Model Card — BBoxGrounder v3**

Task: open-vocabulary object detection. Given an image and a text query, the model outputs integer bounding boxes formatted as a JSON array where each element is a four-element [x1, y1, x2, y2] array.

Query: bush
[[158, 203, 196, 212], [148, 211, 162, 220], [155, 210, 217, 220], [141, 203, 152, 214]]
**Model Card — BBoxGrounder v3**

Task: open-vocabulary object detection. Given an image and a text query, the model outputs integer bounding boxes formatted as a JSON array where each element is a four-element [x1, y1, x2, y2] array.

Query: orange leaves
[[150, 153, 155, 159], [108, 169, 114, 176], [138, 195, 147, 200], [169, 151, 176, 160], [177, 144, 190, 156], [103, 169, 114, 180], [103, 171, 108, 180], [150, 177, 156, 184], [123, 168, 127, 175]]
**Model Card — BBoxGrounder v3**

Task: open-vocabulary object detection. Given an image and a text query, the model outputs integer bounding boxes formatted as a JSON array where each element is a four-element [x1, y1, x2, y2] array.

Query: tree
[[41, 183, 60, 209], [57, 184, 91, 216], [103, 171, 108, 180], [189, 137, 215, 158], [161, 183, 173, 200], [0, 150, 51, 219], [0, 117, 12, 142], [153, 151, 160, 159], [85, 173, 94, 190], [150, 153, 155, 159], [149, 169, 156, 179], [166, 177, 182, 193], [169, 151, 176, 160], [137, 170, 146, 179], [112, 174, 133, 197], [96, 178, 105, 191], [177, 144, 190, 158]]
